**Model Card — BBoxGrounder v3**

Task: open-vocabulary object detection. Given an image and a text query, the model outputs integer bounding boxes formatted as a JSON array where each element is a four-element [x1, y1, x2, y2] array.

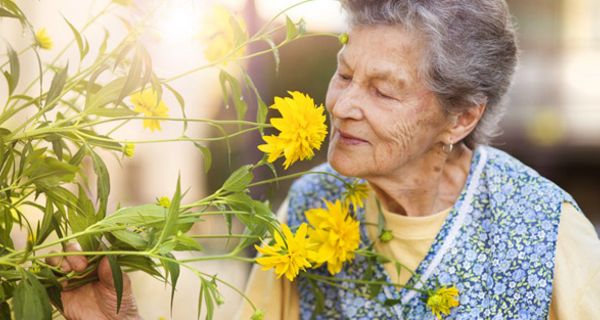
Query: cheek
[[375, 115, 419, 156]]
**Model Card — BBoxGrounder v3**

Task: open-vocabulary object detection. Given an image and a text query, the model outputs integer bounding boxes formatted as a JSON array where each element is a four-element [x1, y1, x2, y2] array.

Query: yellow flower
[[130, 89, 169, 131], [123, 143, 135, 158], [199, 6, 246, 64], [35, 28, 53, 50], [257, 91, 327, 169], [157, 196, 171, 208], [255, 223, 315, 281], [427, 286, 460, 319], [342, 181, 369, 209], [306, 200, 360, 275]]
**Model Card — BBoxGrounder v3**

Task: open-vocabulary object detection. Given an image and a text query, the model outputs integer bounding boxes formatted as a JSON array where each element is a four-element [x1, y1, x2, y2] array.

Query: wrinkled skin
[[326, 25, 484, 216], [51, 244, 140, 320]]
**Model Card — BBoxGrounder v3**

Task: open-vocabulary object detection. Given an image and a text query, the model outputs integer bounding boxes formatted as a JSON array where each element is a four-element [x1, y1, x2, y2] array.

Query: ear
[[445, 104, 486, 144]]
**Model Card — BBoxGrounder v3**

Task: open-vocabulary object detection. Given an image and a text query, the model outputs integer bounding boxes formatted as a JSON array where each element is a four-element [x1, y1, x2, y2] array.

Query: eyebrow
[[337, 52, 407, 90]]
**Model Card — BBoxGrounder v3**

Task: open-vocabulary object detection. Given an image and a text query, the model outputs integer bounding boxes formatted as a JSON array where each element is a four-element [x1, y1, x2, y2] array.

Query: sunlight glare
[[154, 1, 202, 44]]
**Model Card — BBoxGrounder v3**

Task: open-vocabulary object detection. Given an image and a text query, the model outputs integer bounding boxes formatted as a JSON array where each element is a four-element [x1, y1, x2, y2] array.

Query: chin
[[327, 149, 365, 178]]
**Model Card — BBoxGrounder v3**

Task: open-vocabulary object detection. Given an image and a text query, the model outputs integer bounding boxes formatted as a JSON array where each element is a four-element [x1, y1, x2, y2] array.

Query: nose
[[329, 83, 364, 121]]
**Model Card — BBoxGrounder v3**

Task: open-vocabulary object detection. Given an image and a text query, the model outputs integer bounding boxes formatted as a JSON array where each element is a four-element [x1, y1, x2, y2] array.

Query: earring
[[442, 142, 454, 153]]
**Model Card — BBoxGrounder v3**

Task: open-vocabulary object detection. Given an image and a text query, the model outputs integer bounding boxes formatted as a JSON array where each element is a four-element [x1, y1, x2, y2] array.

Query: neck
[[367, 143, 473, 217]]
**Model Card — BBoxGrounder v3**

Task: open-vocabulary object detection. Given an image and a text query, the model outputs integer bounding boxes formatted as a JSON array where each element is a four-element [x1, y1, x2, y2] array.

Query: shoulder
[[481, 146, 576, 206], [552, 202, 600, 318]]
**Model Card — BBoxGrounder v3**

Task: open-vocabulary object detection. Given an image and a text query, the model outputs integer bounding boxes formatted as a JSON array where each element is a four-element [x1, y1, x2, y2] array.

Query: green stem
[[73, 127, 260, 144], [187, 234, 260, 239], [248, 170, 353, 189]]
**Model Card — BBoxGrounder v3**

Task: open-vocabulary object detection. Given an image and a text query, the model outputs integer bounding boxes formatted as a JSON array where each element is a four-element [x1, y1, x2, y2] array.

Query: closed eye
[[337, 72, 352, 81], [375, 88, 394, 100]]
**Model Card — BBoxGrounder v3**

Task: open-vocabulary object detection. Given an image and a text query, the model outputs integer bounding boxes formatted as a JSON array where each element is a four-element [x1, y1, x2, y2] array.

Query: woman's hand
[[47, 244, 142, 320]]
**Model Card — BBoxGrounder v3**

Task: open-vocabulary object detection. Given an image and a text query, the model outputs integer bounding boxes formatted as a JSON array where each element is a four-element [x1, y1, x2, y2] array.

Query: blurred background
[[2, 0, 599, 319]]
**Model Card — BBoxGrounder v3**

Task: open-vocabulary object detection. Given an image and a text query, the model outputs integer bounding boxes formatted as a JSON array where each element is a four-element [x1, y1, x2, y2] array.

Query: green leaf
[[218, 70, 247, 121], [113, 42, 135, 71], [99, 204, 197, 228], [43, 134, 64, 161], [68, 185, 98, 251], [297, 18, 306, 35], [85, 77, 128, 111], [229, 14, 247, 48], [242, 73, 268, 133], [68, 146, 87, 166], [87, 105, 138, 117], [383, 298, 402, 307], [63, 17, 85, 61], [116, 45, 144, 105], [163, 82, 187, 133], [172, 233, 203, 252], [285, 16, 298, 40], [308, 279, 324, 319], [24, 156, 78, 189], [140, 49, 154, 90], [82, 37, 90, 60], [222, 165, 253, 193], [193, 143, 212, 174], [98, 29, 110, 56], [154, 176, 182, 249], [13, 270, 52, 320], [37, 198, 56, 245], [45, 64, 69, 109], [90, 149, 110, 218], [84, 64, 110, 106], [0, 301, 10, 320], [6, 43, 19, 95], [64, 129, 122, 151], [111, 230, 147, 250], [2, 71, 14, 96], [107, 255, 124, 314], [160, 253, 180, 314], [0, 7, 18, 18], [199, 276, 217, 320], [394, 261, 403, 280], [0, 144, 15, 186], [118, 255, 162, 280]]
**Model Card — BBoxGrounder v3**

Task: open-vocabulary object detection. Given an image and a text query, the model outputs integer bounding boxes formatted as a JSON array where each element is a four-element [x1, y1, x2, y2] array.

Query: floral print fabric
[[287, 146, 577, 319]]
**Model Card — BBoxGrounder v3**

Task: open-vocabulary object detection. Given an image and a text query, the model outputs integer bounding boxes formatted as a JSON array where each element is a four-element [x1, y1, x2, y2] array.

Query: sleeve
[[236, 198, 301, 320], [549, 202, 600, 320]]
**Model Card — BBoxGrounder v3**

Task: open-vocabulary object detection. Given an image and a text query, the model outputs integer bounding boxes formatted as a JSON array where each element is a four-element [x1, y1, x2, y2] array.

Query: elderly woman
[[239, 0, 600, 319], [59, 0, 599, 319]]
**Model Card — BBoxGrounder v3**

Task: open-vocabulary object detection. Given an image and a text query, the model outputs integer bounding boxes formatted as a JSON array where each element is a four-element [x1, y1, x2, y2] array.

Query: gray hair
[[340, 0, 518, 147]]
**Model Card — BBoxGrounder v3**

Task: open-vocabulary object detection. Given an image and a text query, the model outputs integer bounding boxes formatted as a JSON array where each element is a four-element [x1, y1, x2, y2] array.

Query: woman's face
[[326, 25, 450, 179]]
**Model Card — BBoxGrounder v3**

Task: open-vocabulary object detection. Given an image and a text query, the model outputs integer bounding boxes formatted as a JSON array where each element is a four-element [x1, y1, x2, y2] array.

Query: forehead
[[338, 25, 426, 81]]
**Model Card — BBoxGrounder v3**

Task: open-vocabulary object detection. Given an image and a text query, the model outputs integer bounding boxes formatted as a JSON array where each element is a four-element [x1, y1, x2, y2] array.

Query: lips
[[337, 129, 368, 145]]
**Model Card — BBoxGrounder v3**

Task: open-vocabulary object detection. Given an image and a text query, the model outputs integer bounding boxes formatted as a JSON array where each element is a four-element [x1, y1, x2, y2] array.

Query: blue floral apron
[[287, 146, 578, 319]]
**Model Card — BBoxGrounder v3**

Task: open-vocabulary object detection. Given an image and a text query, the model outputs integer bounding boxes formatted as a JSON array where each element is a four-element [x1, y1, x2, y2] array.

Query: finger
[[45, 253, 72, 272], [64, 243, 88, 273]]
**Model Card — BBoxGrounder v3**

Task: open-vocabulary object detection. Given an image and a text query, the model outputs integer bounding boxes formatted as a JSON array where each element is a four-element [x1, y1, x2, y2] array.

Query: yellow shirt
[[238, 194, 600, 320]]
